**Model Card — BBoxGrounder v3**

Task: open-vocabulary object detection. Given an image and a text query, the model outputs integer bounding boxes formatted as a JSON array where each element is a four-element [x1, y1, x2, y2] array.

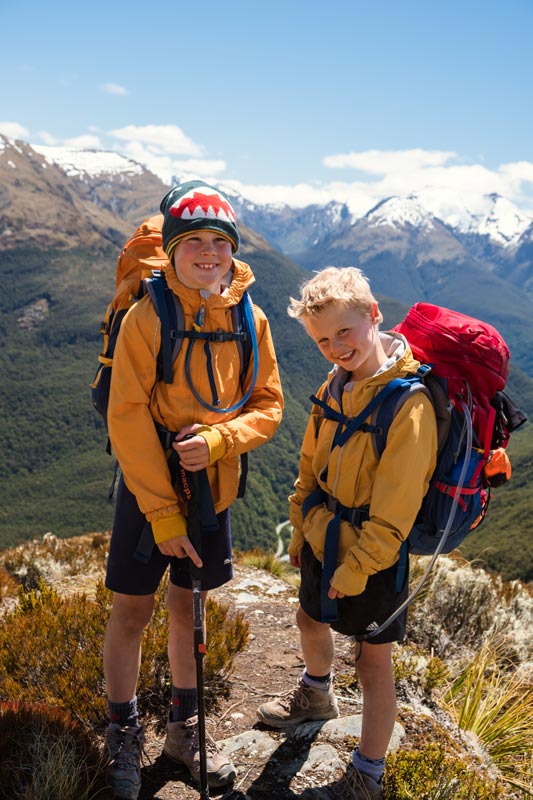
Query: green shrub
[[385, 745, 508, 799], [393, 644, 450, 696], [0, 701, 109, 800], [0, 577, 249, 727]]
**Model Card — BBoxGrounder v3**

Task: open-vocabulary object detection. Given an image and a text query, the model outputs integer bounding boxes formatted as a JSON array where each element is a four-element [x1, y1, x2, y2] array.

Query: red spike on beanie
[[160, 180, 240, 258]]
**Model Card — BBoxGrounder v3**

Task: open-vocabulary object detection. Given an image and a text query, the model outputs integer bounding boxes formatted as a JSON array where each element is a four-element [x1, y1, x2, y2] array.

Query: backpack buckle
[[325, 494, 340, 514]]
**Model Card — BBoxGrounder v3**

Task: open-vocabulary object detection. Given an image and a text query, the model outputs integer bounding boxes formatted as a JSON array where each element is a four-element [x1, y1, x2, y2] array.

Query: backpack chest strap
[[311, 375, 424, 450]]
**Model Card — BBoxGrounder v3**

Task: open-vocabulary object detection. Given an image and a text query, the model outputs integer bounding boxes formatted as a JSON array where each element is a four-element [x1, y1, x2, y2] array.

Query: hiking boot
[[105, 724, 144, 800], [256, 677, 339, 729], [301, 763, 383, 799], [163, 715, 236, 787]]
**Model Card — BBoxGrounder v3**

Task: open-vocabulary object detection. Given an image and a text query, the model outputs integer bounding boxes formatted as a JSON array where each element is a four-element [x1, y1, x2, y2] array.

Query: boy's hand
[[289, 553, 301, 568], [157, 534, 203, 567], [328, 586, 346, 600], [173, 424, 210, 471]]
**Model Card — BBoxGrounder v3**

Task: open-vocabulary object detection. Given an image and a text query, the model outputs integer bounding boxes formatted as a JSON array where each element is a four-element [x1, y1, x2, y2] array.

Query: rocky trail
[[135, 565, 402, 800]]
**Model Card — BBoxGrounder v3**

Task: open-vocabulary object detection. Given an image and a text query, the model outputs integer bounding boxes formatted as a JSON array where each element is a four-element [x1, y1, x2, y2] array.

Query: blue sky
[[1, 0, 533, 213]]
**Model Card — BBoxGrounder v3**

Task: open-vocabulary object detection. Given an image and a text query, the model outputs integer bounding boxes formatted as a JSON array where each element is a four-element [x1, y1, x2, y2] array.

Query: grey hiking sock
[[352, 748, 386, 784], [302, 670, 332, 690], [108, 695, 139, 728], [170, 686, 198, 722]]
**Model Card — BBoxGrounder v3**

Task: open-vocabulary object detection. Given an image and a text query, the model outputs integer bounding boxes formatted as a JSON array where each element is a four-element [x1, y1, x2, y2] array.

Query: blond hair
[[288, 266, 383, 323]]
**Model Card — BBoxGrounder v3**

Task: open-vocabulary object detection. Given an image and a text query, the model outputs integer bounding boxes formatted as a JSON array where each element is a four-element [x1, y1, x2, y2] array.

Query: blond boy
[[257, 267, 437, 799]]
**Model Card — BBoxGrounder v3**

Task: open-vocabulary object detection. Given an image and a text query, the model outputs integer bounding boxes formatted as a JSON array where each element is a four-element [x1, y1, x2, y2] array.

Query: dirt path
[[136, 564, 359, 800]]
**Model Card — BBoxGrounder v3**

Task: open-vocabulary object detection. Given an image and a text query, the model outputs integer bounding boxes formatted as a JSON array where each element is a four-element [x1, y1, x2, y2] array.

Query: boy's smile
[[172, 231, 233, 293], [303, 302, 386, 380]]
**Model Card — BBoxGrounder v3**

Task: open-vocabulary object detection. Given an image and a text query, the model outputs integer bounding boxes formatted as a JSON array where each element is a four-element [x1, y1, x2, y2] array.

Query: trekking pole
[[180, 463, 210, 800]]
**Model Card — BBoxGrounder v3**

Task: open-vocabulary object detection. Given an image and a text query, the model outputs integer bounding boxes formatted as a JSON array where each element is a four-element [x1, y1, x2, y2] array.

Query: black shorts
[[105, 476, 233, 595], [298, 541, 409, 643]]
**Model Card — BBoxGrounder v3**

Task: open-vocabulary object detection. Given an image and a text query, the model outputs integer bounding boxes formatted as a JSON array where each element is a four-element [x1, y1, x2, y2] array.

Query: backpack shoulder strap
[[373, 366, 441, 459], [310, 373, 423, 447], [231, 290, 254, 385], [143, 271, 178, 385], [333, 376, 423, 449]]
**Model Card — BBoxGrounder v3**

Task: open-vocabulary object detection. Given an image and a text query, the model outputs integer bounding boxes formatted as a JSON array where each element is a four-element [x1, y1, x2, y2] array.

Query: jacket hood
[[327, 331, 421, 407]]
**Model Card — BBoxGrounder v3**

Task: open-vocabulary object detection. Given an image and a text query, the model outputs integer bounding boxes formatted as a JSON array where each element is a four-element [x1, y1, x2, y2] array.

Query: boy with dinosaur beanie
[[103, 180, 283, 799]]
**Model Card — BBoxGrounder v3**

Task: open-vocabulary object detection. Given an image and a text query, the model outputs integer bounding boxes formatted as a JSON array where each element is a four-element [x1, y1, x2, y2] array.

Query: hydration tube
[[359, 399, 474, 642], [184, 292, 259, 414]]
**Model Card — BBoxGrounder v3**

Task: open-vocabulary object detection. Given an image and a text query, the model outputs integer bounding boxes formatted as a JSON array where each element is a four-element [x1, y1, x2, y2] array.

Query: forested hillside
[[0, 139, 531, 582]]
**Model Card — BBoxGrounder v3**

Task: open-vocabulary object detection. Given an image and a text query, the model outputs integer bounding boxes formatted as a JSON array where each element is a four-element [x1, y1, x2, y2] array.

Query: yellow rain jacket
[[288, 333, 437, 597], [108, 258, 283, 543]]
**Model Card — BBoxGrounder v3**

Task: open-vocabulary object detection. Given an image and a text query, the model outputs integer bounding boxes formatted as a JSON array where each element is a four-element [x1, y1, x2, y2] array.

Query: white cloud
[[223, 151, 533, 222], [323, 148, 457, 174], [101, 83, 129, 96], [64, 133, 103, 150], [0, 121, 30, 140], [109, 124, 203, 156], [223, 179, 340, 208], [37, 130, 60, 145], [114, 139, 225, 183]]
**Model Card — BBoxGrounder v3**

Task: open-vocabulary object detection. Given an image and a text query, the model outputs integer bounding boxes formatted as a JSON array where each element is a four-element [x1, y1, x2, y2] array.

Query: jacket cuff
[[195, 425, 226, 464], [288, 529, 305, 557], [151, 513, 188, 544], [331, 563, 368, 597]]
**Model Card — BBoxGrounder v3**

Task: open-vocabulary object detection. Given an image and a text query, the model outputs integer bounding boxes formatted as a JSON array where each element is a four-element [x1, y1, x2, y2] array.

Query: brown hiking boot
[[256, 677, 339, 729], [163, 715, 236, 788], [301, 763, 383, 799], [105, 724, 144, 800]]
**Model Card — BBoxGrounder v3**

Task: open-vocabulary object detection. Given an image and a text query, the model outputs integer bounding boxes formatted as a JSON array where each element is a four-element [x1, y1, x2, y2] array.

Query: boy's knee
[[296, 604, 327, 635], [355, 643, 394, 686], [109, 594, 155, 633], [167, 584, 198, 623]]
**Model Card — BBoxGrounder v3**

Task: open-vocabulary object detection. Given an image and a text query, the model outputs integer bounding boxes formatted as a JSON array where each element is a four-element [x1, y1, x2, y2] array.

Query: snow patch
[[367, 195, 435, 231], [32, 144, 144, 179]]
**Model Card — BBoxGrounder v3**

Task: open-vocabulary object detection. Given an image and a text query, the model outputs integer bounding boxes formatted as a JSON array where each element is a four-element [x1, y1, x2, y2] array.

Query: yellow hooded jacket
[[288, 333, 437, 597], [108, 258, 283, 543]]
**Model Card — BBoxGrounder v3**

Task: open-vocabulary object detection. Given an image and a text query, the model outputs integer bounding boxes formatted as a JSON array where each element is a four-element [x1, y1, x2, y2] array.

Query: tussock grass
[[442, 637, 533, 796], [236, 548, 293, 578], [0, 532, 109, 593], [0, 701, 108, 800]]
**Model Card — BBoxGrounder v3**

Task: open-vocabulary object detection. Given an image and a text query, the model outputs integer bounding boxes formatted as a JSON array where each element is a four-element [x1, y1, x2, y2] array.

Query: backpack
[[307, 303, 527, 634], [91, 214, 257, 495]]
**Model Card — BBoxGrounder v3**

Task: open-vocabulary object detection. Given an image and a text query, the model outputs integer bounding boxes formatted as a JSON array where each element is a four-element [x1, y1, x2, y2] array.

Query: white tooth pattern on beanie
[[161, 180, 240, 256]]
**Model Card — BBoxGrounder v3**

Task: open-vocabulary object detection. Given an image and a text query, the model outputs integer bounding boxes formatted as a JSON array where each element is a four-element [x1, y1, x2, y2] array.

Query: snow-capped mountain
[[0, 135, 166, 249], [1, 134, 533, 317], [5, 135, 531, 254]]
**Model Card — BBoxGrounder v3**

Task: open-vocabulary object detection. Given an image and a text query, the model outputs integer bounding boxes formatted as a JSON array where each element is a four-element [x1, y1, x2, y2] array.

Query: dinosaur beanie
[[160, 180, 240, 258]]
